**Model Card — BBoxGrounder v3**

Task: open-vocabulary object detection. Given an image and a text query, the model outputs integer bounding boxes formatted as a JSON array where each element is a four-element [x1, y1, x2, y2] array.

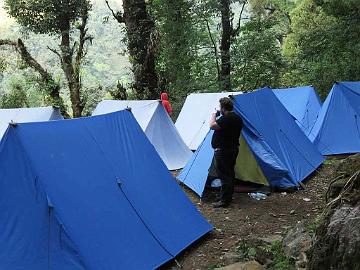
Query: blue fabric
[[273, 86, 322, 137], [234, 88, 324, 188], [178, 88, 324, 196], [310, 82, 360, 155], [178, 130, 215, 197], [0, 110, 212, 270]]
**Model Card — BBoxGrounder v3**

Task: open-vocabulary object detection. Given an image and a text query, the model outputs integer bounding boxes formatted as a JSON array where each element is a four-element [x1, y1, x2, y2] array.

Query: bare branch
[[105, 0, 125, 23], [48, 46, 62, 60], [205, 19, 221, 79], [232, 0, 248, 37]]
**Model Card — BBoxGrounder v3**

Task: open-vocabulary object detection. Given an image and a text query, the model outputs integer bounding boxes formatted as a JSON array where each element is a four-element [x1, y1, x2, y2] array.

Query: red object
[[160, 92, 172, 115]]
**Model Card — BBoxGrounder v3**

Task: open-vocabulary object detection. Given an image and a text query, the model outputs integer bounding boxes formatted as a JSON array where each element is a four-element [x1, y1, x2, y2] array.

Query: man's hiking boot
[[212, 201, 230, 208]]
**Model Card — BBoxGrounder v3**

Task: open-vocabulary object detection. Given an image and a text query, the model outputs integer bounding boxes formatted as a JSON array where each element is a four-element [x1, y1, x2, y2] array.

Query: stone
[[308, 205, 360, 270], [222, 252, 241, 265], [257, 235, 283, 245], [215, 261, 264, 270], [295, 252, 308, 270], [282, 221, 312, 260]]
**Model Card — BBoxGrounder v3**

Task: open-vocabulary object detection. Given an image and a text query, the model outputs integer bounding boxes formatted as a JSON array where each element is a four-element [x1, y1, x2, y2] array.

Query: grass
[[264, 241, 294, 270], [235, 241, 257, 260]]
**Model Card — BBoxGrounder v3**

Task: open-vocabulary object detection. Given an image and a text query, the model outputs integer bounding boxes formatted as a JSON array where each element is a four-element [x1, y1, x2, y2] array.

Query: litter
[[248, 192, 268, 200]]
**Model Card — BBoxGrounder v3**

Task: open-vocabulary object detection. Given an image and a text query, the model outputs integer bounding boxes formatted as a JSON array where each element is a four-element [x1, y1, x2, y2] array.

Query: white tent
[[93, 100, 192, 170], [175, 92, 241, 150], [0, 106, 63, 140]]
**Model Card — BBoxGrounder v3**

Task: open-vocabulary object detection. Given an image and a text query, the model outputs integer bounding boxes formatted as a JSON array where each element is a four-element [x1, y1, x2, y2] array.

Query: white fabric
[[93, 100, 192, 170], [0, 106, 63, 140], [175, 92, 242, 150], [92, 100, 157, 129]]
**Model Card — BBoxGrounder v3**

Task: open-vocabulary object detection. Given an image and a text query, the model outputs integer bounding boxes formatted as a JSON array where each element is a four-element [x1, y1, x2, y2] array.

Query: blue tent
[[273, 86, 322, 137], [178, 88, 324, 197], [310, 82, 360, 155], [0, 110, 212, 270]]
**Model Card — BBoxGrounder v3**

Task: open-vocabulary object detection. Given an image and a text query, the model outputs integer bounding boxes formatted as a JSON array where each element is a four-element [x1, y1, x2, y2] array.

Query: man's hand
[[210, 112, 221, 130]]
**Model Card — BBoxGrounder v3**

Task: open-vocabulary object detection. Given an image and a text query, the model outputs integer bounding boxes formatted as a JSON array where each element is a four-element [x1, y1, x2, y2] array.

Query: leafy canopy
[[5, 0, 90, 33]]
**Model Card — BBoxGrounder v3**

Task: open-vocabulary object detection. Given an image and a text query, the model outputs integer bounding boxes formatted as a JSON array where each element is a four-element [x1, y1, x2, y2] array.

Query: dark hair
[[219, 97, 233, 111]]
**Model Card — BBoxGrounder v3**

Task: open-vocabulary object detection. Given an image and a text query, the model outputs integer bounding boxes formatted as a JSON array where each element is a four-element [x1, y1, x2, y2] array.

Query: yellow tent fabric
[[235, 135, 269, 186]]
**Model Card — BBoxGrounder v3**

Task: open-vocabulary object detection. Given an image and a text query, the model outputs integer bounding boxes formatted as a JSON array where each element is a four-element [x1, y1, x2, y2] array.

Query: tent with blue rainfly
[[93, 100, 192, 170], [178, 88, 324, 197], [309, 82, 360, 155], [272, 86, 322, 137], [175, 92, 241, 150], [0, 106, 63, 141], [0, 110, 212, 270]]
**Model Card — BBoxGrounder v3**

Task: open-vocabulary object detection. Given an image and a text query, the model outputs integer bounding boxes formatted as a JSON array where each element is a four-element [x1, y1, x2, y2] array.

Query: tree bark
[[106, 0, 159, 99], [220, 0, 232, 91], [58, 15, 83, 117], [0, 38, 69, 117], [57, 7, 90, 118]]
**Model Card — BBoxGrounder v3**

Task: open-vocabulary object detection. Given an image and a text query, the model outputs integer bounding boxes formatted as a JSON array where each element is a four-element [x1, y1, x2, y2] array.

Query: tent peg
[[175, 259, 182, 268]]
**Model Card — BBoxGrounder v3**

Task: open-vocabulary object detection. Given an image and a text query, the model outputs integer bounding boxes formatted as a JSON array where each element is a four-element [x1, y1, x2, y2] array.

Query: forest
[[0, 0, 359, 118]]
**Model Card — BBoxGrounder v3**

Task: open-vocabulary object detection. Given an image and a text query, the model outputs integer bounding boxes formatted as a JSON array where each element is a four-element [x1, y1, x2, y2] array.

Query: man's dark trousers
[[214, 148, 239, 204]]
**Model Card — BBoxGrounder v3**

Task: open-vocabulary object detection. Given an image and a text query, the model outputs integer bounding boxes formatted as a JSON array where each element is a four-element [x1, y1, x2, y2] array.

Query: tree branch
[[205, 19, 221, 79], [0, 39, 17, 46], [105, 0, 124, 23], [232, 0, 248, 37], [48, 46, 62, 60], [0, 38, 69, 117]]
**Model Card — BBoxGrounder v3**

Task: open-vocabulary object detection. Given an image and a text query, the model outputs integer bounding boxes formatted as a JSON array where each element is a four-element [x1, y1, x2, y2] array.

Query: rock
[[308, 204, 360, 270], [215, 260, 264, 270], [257, 235, 283, 245], [282, 221, 312, 260], [222, 252, 241, 265], [295, 252, 308, 270]]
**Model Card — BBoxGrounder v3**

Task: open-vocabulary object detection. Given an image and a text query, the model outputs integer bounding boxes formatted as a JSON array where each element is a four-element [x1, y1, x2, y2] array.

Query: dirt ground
[[161, 161, 337, 270]]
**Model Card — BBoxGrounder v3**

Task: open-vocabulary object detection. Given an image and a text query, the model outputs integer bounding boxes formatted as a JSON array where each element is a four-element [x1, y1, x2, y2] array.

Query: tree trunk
[[220, 0, 232, 91], [0, 39, 69, 117], [122, 0, 158, 99], [60, 28, 83, 118]]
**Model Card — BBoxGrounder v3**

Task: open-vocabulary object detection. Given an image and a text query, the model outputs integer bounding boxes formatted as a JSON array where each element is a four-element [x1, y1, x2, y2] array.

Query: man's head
[[219, 97, 233, 114]]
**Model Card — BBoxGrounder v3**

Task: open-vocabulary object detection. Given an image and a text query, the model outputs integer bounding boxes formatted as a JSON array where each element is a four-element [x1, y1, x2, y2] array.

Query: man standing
[[210, 97, 243, 208]]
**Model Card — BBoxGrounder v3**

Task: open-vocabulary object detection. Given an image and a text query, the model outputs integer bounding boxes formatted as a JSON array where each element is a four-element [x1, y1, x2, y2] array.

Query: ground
[[161, 161, 337, 270]]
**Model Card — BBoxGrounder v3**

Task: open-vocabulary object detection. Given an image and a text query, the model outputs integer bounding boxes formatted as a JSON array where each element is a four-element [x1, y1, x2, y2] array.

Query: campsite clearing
[[163, 160, 336, 270]]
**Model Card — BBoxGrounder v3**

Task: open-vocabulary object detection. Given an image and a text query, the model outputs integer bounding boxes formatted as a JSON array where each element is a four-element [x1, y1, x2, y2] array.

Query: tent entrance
[[207, 135, 268, 187]]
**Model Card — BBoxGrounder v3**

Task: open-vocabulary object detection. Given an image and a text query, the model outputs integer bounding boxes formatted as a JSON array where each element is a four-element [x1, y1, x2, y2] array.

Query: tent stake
[[175, 259, 182, 268]]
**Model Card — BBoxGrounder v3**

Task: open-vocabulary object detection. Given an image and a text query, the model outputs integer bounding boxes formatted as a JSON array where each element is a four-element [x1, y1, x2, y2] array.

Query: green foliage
[[232, 17, 286, 90], [0, 1, 127, 114], [81, 85, 106, 116], [0, 78, 29, 108], [2, 0, 360, 113], [263, 241, 294, 270], [235, 241, 257, 260], [152, 0, 219, 117], [5, 0, 91, 34], [283, 0, 360, 98]]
